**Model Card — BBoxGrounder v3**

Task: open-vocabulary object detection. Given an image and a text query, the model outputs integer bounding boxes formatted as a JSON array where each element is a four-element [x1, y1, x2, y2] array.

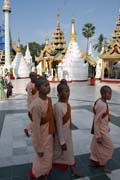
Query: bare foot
[[71, 165, 84, 178], [24, 128, 30, 137], [102, 166, 111, 174], [89, 160, 102, 167], [72, 172, 84, 178]]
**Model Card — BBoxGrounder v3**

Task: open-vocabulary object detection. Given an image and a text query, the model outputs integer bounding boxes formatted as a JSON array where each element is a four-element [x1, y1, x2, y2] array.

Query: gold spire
[[17, 37, 21, 52], [57, 10, 60, 29], [45, 35, 49, 45], [112, 9, 120, 42], [51, 11, 67, 54], [70, 18, 76, 42], [119, 8, 120, 17], [3, 0, 11, 12]]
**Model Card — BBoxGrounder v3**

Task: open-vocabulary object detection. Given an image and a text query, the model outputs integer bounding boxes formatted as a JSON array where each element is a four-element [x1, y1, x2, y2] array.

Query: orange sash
[[91, 98, 110, 134], [63, 103, 72, 127], [40, 97, 56, 134]]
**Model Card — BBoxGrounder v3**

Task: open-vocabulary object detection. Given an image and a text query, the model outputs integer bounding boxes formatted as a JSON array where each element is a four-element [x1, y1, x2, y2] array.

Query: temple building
[[58, 18, 88, 81], [36, 12, 67, 79], [99, 10, 120, 81]]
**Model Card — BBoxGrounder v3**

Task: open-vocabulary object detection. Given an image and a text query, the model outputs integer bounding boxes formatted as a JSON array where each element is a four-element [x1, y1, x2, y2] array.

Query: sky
[[0, 0, 120, 51]]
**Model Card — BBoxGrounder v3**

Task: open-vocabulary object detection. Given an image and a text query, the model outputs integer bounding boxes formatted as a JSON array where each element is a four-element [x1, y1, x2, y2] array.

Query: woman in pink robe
[[53, 83, 83, 178], [90, 85, 114, 173], [24, 72, 38, 137], [25, 72, 38, 109], [29, 77, 55, 180]]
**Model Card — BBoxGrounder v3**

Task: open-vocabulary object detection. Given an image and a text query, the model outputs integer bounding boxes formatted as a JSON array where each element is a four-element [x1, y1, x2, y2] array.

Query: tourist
[[90, 85, 114, 173], [29, 77, 55, 180], [5, 72, 13, 98], [0, 76, 6, 100], [53, 83, 83, 178], [24, 72, 38, 137]]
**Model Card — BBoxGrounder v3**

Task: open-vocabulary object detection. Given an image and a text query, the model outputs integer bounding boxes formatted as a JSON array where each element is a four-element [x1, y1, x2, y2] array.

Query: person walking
[[53, 83, 83, 178], [29, 77, 55, 180], [90, 85, 114, 173], [24, 72, 38, 137]]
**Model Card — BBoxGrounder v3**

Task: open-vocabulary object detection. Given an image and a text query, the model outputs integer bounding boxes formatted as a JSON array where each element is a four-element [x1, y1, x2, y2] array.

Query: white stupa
[[24, 43, 32, 65], [95, 46, 104, 79], [58, 18, 88, 81], [11, 39, 31, 78]]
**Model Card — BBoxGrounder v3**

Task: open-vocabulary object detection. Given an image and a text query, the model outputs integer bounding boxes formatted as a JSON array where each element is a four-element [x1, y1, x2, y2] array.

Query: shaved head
[[100, 85, 112, 95]]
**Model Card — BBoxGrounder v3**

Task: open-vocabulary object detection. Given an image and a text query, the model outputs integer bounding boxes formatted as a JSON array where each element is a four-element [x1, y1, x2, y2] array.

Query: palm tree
[[82, 23, 95, 54], [93, 34, 107, 53]]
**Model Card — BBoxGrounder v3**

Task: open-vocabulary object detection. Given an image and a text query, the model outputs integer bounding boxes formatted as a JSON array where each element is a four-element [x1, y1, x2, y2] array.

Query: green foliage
[[82, 23, 95, 39], [21, 42, 45, 66], [52, 61, 58, 69], [82, 23, 95, 53], [93, 34, 107, 53]]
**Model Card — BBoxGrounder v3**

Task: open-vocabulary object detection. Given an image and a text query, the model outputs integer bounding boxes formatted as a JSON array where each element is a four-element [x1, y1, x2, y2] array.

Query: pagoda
[[99, 9, 120, 81], [11, 38, 31, 78], [51, 12, 67, 58], [36, 12, 67, 78], [58, 18, 88, 81]]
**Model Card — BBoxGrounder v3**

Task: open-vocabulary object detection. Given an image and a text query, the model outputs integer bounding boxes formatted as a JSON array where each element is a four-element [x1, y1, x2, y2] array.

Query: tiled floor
[[0, 79, 120, 180]]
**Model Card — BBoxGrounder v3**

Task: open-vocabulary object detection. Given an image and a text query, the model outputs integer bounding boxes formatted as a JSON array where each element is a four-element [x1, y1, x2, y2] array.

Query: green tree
[[21, 42, 45, 66], [93, 34, 107, 53], [82, 23, 95, 53]]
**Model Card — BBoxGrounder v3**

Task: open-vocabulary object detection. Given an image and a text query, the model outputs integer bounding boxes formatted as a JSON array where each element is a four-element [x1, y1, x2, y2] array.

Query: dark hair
[[57, 83, 69, 93], [35, 77, 48, 89], [100, 85, 112, 95], [29, 72, 37, 78], [60, 79, 67, 85]]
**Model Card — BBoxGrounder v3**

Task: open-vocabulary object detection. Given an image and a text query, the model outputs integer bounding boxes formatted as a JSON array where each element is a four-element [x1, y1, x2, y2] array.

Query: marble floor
[[0, 79, 120, 180]]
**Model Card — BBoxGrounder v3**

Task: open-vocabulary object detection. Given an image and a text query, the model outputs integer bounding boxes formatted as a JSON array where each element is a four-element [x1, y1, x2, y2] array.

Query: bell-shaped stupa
[[24, 43, 32, 65], [58, 18, 88, 81], [12, 39, 31, 78]]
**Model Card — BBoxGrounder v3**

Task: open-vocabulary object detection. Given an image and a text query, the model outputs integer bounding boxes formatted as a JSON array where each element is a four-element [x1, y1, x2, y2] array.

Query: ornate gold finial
[[118, 8, 120, 18], [57, 9, 60, 28], [3, 0, 11, 12], [45, 35, 49, 45], [71, 18, 75, 24], [17, 35, 21, 52], [70, 18, 76, 42]]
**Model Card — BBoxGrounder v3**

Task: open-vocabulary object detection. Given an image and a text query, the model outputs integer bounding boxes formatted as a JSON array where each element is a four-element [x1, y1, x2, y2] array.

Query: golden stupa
[[35, 12, 67, 76]]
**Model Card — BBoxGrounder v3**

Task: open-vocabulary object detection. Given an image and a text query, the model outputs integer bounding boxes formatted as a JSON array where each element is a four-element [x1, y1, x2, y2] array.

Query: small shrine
[[99, 10, 120, 81]]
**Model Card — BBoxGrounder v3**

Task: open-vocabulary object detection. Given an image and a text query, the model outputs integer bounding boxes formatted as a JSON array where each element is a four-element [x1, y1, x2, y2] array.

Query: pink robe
[[53, 102, 75, 166], [25, 82, 38, 131], [90, 98, 114, 166], [29, 97, 53, 177], [26, 81, 38, 109]]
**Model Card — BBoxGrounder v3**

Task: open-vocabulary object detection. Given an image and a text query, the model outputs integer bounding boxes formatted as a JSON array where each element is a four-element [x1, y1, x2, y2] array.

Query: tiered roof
[[35, 12, 67, 62], [99, 10, 120, 60]]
